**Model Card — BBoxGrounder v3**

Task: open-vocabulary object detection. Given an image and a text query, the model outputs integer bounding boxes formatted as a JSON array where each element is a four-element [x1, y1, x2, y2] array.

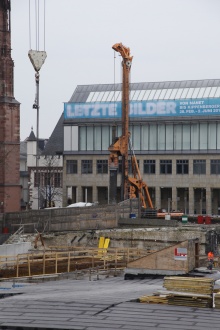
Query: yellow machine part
[[103, 238, 110, 249], [98, 236, 105, 249], [98, 237, 110, 249]]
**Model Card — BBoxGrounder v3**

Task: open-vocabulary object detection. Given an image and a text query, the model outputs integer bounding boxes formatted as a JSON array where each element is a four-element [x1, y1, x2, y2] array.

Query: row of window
[[67, 160, 109, 174], [66, 159, 220, 175], [77, 122, 220, 152], [34, 172, 62, 187]]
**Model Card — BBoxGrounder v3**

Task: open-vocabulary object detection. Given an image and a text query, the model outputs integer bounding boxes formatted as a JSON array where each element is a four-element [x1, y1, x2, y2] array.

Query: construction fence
[[0, 247, 150, 279]]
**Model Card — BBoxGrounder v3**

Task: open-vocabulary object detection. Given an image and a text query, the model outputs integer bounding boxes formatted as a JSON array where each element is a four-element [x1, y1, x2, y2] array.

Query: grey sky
[[11, 0, 220, 140]]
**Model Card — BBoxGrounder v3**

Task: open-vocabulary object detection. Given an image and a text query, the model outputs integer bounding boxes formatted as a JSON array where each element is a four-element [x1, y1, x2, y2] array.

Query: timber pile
[[139, 277, 215, 308], [163, 276, 214, 295], [139, 291, 212, 308], [163, 277, 214, 308], [214, 293, 220, 309], [167, 292, 212, 308]]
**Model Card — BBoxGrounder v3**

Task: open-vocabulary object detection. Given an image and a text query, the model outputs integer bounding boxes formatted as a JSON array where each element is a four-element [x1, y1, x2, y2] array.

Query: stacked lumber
[[164, 276, 214, 295], [139, 277, 215, 308], [167, 292, 213, 308], [163, 277, 214, 308], [139, 294, 168, 304], [214, 293, 220, 309]]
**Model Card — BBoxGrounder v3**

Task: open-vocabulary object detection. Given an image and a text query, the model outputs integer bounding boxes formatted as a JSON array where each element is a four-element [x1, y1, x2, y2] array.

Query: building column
[[212, 189, 218, 215], [189, 187, 194, 215], [172, 187, 177, 211], [155, 186, 161, 210], [206, 187, 212, 215], [93, 185, 98, 203], [77, 186, 82, 203], [63, 186, 69, 206]]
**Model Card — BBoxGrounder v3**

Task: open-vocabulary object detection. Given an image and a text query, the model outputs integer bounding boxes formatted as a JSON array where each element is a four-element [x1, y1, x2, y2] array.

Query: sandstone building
[[0, 0, 20, 213]]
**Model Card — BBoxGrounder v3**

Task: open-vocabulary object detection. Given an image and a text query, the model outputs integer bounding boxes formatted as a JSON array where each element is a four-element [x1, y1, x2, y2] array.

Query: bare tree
[[31, 155, 63, 209]]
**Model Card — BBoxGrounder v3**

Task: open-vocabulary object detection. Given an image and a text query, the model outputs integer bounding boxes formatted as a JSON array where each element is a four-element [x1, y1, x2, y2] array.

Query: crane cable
[[44, 0, 46, 51], [35, 0, 38, 50], [29, 0, 46, 51], [29, 0, 31, 49]]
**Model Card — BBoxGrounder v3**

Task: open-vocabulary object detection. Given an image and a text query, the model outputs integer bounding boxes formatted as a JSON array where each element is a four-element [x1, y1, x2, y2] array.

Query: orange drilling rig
[[108, 43, 156, 214]]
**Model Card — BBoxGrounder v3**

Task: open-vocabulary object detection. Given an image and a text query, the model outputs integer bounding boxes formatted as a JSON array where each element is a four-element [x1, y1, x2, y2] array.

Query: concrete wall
[[1, 199, 139, 234], [1, 204, 119, 234], [0, 201, 217, 261], [96, 226, 207, 254], [0, 242, 31, 260]]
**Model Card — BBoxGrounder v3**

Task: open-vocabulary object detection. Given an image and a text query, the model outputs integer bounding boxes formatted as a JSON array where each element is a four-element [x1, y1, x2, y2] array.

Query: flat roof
[[1, 274, 220, 329]]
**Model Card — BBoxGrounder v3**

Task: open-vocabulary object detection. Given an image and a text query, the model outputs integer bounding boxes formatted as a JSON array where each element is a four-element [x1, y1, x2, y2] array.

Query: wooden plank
[[139, 295, 168, 304], [67, 252, 70, 273], [43, 253, 46, 275], [55, 253, 58, 273]]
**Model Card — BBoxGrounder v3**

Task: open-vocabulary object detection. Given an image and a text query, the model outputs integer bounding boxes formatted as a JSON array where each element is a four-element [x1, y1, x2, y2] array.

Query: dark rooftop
[[41, 113, 64, 156], [0, 274, 220, 329]]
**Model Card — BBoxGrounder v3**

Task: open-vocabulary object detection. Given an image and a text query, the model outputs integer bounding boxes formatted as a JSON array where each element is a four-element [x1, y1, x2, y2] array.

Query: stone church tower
[[0, 0, 20, 212]]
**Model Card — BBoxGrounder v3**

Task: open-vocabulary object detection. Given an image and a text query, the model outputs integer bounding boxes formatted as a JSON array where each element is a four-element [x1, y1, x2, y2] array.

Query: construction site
[[1, 1, 220, 329], [0, 199, 220, 330]]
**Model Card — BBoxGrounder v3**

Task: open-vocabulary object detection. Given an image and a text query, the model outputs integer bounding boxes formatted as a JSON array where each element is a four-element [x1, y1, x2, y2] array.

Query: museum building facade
[[61, 79, 220, 215]]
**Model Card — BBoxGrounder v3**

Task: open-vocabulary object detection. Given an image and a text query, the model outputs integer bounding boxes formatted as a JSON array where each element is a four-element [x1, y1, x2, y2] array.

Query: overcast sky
[[11, 0, 220, 140]]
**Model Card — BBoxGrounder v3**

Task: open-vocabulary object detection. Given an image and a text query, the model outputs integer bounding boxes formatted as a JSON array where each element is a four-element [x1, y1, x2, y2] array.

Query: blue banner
[[64, 98, 220, 119]]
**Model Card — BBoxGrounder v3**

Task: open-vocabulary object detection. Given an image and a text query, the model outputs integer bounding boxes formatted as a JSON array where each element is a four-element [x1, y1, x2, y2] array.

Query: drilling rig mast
[[109, 43, 132, 203], [108, 43, 154, 211]]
